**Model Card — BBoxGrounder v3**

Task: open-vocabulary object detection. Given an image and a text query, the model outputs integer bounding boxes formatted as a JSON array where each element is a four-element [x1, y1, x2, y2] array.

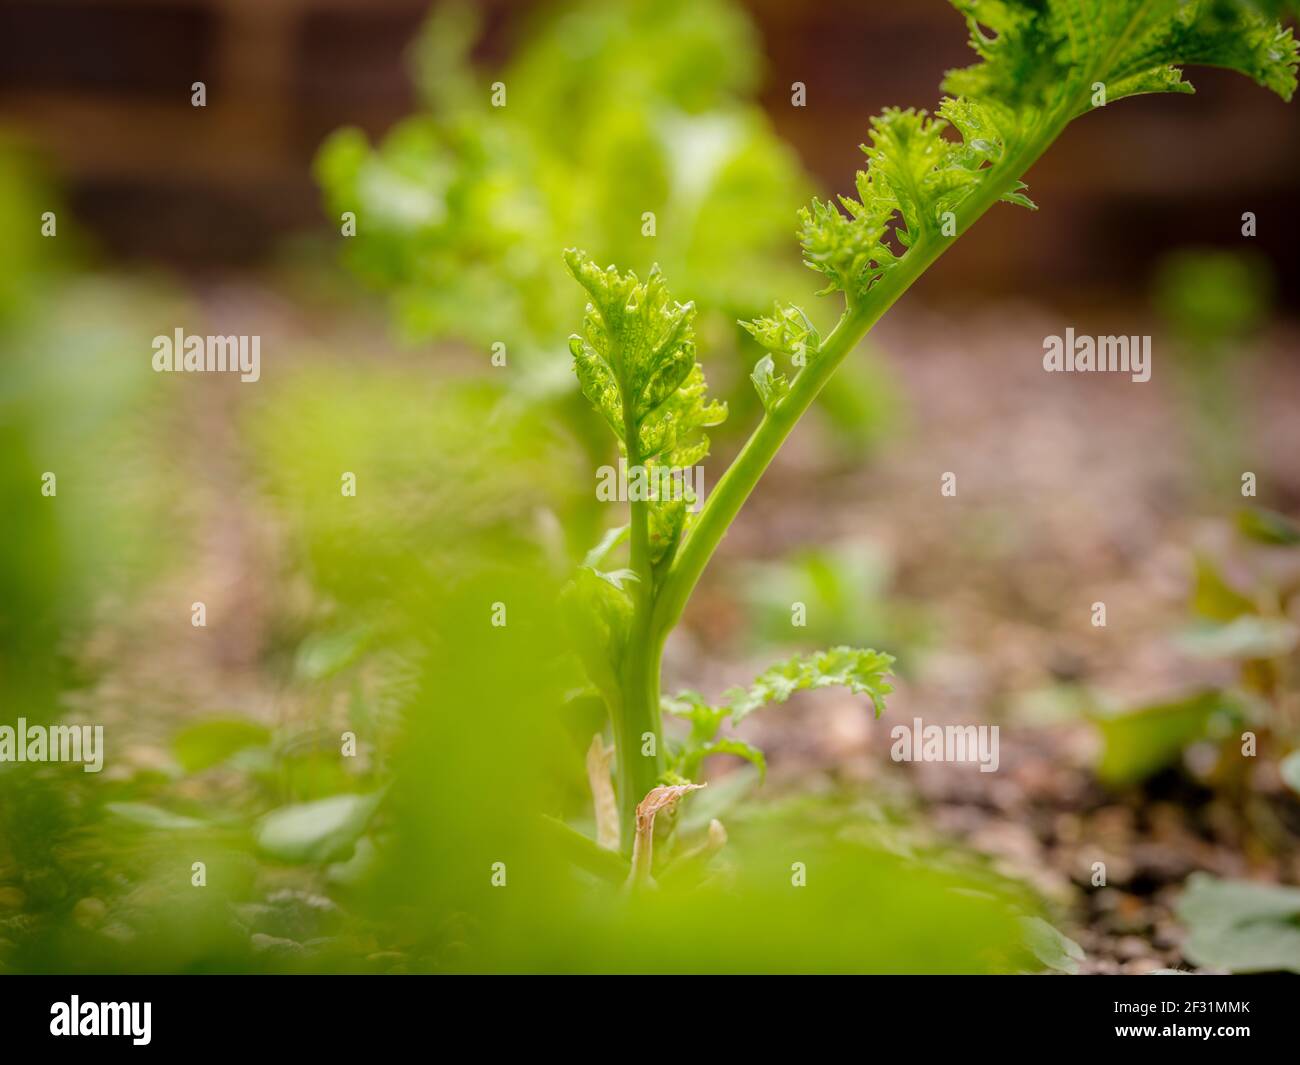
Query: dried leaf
[[586, 734, 620, 852], [628, 783, 705, 888]]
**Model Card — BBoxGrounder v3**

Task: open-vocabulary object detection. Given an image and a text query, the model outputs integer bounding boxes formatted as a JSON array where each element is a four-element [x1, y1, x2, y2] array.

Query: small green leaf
[[1019, 916, 1086, 974], [561, 566, 635, 706], [564, 250, 724, 466], [295, 626, 373, 682], [1280, 750, 1300, 796], [256, 792, 382, 864], [797, 194, 892, 299], [647, 496, 687, 567], [1177, 616, 1299, 660], [725, 646, 894, 722], [1238, 507, 1300, 545], [172, 718, 272, 774], [594, 567, 640, 591], [999, 182, 1037, 210], [105, 802, 208, 831], [582, 524, 629, 568], [749, 354, 790, 412], [687, 737, 767, 782], [1178, 873, 1300, 974], [663, 690, 728, 737], [1191, 555, 1256, 621], [741, 303, 820, 360], [664, 647, 892, 784], [1092, 691, 1239, 786]]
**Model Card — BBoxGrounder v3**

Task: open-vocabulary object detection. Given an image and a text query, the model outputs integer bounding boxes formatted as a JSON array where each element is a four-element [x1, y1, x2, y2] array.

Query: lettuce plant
[[562, 0, 1299, 858]]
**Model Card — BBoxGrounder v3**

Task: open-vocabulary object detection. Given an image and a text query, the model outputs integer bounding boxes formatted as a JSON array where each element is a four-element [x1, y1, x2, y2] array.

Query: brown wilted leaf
[[628, 783, 705, 887], [586, 734, 620, 852]]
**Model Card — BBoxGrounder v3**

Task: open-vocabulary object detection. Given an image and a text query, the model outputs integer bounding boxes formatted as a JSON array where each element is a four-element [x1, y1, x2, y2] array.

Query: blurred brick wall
[[1, 0, 1296, 304]]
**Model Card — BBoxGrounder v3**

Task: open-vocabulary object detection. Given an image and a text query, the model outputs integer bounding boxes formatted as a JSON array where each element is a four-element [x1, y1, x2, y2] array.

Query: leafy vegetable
[[556, 0, 1298, 857]]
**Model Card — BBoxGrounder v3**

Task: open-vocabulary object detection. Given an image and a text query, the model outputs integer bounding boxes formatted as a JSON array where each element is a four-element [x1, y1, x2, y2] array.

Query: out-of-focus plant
[[315, 0, 809, 378], [1178, 873, 1300, 973], [314, 0, 902, 458], [0, 136, 60, 328], [555, 1, 1300, 865], [737, 539, 911, 653], [0, 142, 183, 713], [230, 362, 1040, 974], [0, 142, 203, 972], [1093, 507, 1300, 788], [1154, 248, 1275, 485]]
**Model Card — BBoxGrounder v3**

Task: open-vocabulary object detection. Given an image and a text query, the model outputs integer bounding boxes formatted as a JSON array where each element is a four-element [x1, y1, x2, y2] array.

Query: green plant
[[1093, 506, 1300, 787], [314, 0, 809, 369], [1178, 873, 1300, 973], [1154, 248, 1276, 484], [314, 0, 904, 465], [560, 0, 1300, 857]]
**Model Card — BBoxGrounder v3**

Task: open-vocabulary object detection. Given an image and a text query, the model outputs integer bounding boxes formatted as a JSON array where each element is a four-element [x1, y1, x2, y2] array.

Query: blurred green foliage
[[1155, 248, 1273, 350], [738, 540, 902, 652], [0, 0, 1069, 972], [1153, 248, 1275, 487], [1092, 690, 1242, 786], [0, 324, 1046, 972], [1179, 873, 1300, 974], [1093, 507, 1300, 788], [315, 0, 809, 366], [0, 142, 184, 712], [313, 0, 899, 452], [0, 141, 206, 970]]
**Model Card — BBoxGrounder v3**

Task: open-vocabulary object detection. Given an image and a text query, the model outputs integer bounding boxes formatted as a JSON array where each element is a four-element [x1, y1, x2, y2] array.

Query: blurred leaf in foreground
[[256, 793, 383, 865], [172, 719, 273, 775], [1178, 873, 1300, 974], [314, 0, 810, 367], [1237, 507, 1300, 546]]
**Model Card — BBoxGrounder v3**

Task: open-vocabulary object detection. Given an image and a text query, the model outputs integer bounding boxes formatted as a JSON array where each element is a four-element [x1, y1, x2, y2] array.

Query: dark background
[[1, 0, 1296, 305]]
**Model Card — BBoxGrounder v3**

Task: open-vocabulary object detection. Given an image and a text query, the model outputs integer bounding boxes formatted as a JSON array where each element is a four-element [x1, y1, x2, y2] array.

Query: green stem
[[611, 104, 1078, 848], [540, 815, 630, 883], [653, 122, 1071, 640], [614, 397, 666, 850], [615, 616, 664, 851]]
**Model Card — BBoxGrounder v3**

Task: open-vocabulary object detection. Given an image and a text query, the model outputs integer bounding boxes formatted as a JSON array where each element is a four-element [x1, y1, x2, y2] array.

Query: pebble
[[1124, 957, 1166, 975], [1115, 934, 1150, 960]]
